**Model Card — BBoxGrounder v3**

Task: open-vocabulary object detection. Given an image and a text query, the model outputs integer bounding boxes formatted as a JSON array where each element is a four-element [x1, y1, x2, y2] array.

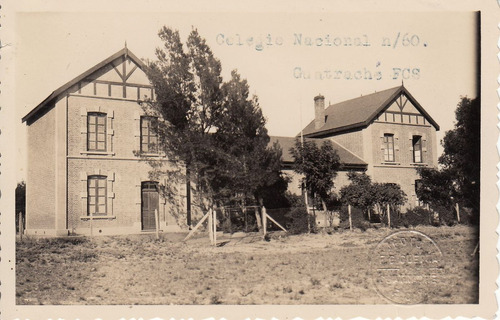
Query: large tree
[[416, 96, 480, 221], [415, 167, 455, 208], [439, 97, 480, 214], [290, 138, 341, 209], [142, 26, 281, 213]]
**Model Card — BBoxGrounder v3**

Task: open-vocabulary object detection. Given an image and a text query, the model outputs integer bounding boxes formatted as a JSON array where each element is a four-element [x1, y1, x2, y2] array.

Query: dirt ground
[[16, 225, 479, 305]]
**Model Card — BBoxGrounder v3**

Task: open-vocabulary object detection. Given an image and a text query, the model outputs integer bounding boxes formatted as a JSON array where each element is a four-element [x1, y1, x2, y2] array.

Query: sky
[[14, 11, 478, 182]]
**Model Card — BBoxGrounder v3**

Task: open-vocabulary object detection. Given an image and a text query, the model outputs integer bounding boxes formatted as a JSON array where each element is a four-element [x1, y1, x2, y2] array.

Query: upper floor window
[[141, 116, 159, 153], [88, 175, 107, 216], [87, 112, 107, 151], [383, 133, 395, 162], [412, 135, 423, 163]]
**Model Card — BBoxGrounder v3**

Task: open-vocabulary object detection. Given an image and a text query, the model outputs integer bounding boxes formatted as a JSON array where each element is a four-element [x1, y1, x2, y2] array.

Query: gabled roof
[[22, 47, 147, 123], [269, 136, 367, 168], [302, 85, 440, 138]]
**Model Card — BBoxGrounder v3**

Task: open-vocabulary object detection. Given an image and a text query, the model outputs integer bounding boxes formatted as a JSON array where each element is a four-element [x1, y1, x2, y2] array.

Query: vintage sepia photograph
[[2, 2, 498, 319]]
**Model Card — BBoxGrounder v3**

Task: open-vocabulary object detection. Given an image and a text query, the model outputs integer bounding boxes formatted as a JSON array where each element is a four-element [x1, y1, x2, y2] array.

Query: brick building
[[22, 47, 188, 236], [22, 48, 439, 236], [276, 86, 440, 208]]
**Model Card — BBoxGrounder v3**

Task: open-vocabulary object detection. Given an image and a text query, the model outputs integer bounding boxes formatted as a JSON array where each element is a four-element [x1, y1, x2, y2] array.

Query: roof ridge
[[325, 85, 402, 109]]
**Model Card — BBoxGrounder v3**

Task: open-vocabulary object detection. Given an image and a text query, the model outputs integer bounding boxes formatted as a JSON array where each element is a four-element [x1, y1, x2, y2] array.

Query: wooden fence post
[[244, 207, 248, 232], [208, 208, 213, 245], [18, 212, 23, 241], [348, 204, 352, 231], [455, 203, 461, 223], [213, 208, 217, 246], [262, 206, 267, 237], [226, 207, 232, 234], [387, 203, 391, 228], [90, 210, 93, 238], [155, 209, 159, 240]]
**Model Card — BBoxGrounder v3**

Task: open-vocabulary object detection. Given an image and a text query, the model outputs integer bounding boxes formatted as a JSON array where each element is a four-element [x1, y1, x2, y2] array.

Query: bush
[[285, 207, 311, 234], [403, 207, 435, 226], [389, 209, 409, 228], [285, 192, 305, 208], [338, 206, 369, 230], [432, 205, 456, 226]]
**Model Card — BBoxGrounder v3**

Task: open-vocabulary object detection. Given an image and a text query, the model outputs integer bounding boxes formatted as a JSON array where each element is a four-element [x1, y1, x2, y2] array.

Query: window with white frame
[[87, 175, 107, 216], [412, 135, 423, 163], [140, 116, 159, 153], [383, 133, 395, 162], [87, 112, 107, 151]]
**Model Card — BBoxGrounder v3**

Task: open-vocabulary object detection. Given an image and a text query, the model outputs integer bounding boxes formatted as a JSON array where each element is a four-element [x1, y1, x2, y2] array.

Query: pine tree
[[141, 26, 283, 212]]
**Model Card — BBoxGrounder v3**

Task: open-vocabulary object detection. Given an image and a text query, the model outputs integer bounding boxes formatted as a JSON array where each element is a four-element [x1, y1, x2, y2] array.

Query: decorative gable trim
[[374, 87, 440, 130], [304, 86, 440, 138], [22, 47, 148, 124]]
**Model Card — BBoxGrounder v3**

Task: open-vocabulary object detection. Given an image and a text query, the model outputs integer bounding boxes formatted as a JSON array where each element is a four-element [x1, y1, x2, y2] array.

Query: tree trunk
[[186, 166, 192, 228], [255, 208, 262, 231], [387, 203, 391, 228], [348, 204, 353, 231], [321, 199, 328, 227], [255, 197, 263, 232]]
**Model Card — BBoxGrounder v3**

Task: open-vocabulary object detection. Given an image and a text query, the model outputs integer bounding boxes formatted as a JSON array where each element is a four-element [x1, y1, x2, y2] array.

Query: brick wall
[[369, 122, 437, 167], [369, 121, 438, 209], [330, 130, 364, 158], [26, 104, 56, 230], [65, 92, 187, 233]]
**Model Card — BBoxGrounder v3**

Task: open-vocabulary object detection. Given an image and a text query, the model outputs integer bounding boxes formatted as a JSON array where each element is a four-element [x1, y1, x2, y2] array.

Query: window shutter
[[379, 131, 385, 150], [81, 109, 88, 135], [135, 184, 142, 205], [134, 112, 141, 137], [80, 173, 88, 216]]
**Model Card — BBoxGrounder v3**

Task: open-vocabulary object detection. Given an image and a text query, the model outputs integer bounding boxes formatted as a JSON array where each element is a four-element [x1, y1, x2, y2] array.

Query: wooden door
[[141, 182, 159, 230]]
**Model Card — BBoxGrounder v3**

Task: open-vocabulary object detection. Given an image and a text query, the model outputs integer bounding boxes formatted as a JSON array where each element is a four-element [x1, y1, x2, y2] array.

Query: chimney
[[314, 94, 325, 130]]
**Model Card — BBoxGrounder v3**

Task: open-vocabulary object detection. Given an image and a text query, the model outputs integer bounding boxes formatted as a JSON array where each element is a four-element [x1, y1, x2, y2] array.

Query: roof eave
[[400, 87, 440, 131], [303, 122, 367, 138], [339, 163, 368, 170], [363, 86, 405, 126]]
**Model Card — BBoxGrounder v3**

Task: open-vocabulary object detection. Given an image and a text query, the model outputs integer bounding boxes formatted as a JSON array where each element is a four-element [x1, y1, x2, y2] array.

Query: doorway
[[141, 181, 159, 230]]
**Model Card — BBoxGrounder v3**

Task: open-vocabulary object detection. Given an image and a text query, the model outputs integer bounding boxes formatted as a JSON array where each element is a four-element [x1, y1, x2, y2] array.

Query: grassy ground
[[16, 225, 479, 305]]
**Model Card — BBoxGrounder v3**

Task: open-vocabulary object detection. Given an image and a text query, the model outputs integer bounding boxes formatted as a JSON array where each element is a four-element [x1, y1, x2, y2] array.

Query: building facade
[[22, 48, 439, 236], [298, 86, 440, 207], [22, 47, 188, 236]]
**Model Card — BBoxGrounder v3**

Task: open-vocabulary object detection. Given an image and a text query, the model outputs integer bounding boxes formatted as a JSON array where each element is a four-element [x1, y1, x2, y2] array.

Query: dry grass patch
[[16, 225, 478, 305]]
